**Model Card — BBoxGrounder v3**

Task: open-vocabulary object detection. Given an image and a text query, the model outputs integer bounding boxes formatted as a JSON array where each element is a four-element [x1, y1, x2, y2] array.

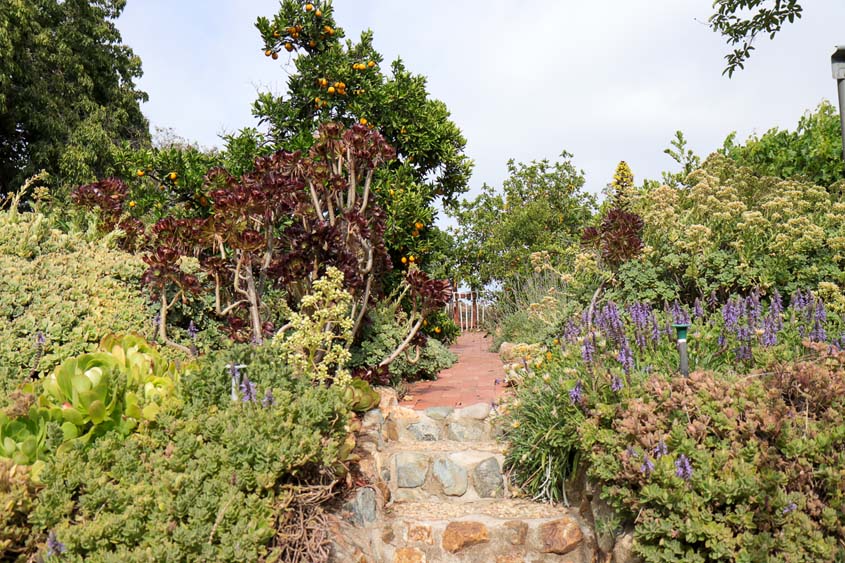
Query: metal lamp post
[[673, 323, 690, 378], [833, 46, 845, 163]]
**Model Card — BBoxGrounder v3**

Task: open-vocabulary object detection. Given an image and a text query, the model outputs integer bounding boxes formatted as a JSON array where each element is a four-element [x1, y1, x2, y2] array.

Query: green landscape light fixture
[[833, 46, 845, 163], [673, 323, 690, 378]]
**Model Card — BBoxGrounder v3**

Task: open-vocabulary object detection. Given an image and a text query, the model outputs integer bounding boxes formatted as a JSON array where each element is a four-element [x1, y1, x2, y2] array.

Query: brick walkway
[[399, 332, 508, 410]]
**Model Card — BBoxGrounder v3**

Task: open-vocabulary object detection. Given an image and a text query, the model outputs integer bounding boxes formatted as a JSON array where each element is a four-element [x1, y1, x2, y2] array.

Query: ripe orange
[[272, 52, 279, 60], [264, 49, 272, 57], [359, 118, 367, 125], [367, 60, 375, 68], [319, 78, 327, 87], [411, 230, 419, 237], [323, 25, 334, 34], [434, 327, 441, 334], [305, 3, 314, 11], [129, 200, 136, 207], [327, 86, 336, 94], [415, 221, 423, 230], [314, 96, 322, 103], [273, 30, 280, 38], [136, 170, 145, 177], [284, 43, 293, 52], [401, 256, 407, 264], [309, 40, 317, 48], [168, 172, 177, 181], [315, 9, 322, 17], [409, 255, 415, 263]]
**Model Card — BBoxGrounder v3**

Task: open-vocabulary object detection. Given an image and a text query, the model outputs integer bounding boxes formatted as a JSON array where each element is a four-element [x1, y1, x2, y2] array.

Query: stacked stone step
[[381, 402, 509, 503], [331, 391, 597, 563]]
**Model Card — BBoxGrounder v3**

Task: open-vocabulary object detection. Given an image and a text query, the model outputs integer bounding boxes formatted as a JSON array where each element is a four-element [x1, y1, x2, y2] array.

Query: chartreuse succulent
[[0, 335, 186, 464]]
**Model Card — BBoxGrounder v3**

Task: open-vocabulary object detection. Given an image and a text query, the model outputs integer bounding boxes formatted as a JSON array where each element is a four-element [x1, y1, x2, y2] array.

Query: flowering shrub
[[504, 292, 845, 561], [622, 154, 845, 303]]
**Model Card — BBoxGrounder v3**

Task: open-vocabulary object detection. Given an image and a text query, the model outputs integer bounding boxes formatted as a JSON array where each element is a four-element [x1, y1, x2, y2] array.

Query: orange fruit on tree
[[434, 327, 442, 334], [319, 78, 327, 87], [327, 86, 336, 94], [359, 118, 367, 125], [273, 30, 280, 38], [315, 9, 322, 17], [401, 256, 407, 264], [305, 3, 314, 11], [367, 60, 375, 68], [264, 49, 272, 57], [415, 221, 423, 230], [136, 170, 145, 177], [408, 255, 415, 263], [168, 172, 177, 181], [411, 230, 419, 237], [272, 52, 279, 60], [284, 43, 293, 52], [309, 40, 317, 48]]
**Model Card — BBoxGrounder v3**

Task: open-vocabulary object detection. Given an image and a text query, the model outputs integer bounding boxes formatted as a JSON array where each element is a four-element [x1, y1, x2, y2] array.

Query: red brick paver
[[399, 332, 508, 410]]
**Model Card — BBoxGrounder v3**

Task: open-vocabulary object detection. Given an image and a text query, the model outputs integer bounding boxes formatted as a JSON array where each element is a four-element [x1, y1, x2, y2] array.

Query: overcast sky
[[117, 1, 845, 209]]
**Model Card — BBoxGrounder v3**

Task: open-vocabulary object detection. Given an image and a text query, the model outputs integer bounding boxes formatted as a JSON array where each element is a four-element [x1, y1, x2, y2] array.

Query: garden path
[[399, 332, 507, 410]]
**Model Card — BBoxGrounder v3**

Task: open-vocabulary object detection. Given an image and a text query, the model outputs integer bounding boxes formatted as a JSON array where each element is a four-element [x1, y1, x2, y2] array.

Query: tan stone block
[[442, 521, 489, 553], [407, 523, 433, 544], [382, 524, 395, 544], [538, 517, 584, 555], [503, 520, 528, 545], [394, 546, 426, 563]]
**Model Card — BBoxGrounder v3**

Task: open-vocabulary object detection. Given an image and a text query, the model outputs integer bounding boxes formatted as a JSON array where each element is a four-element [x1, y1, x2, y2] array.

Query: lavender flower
[[569, 381, 584, 405], [616, 337, 634, 374], [611, 376, 624, 392], [782, 502, 797, 515], [746, 291, 762, 327], [626, 445, 638, 458], [770, 289, 783, 327], [601, 302, 625, 344], [674, 454, 693, 480], [262, 388, 275, 408], [581, 337, 595, 365], [761, 314, 778, 347], [722, 298, 741, 332], [693, 298, 704, 320], [653, 440, 668, 459], [564, 320, 581, 343], [36, 331, 46, 346], [187, 320, 198, 340], [810, 299, 827, 342], [707, 290, 719, 311], [240, 374, 257, 403], [670, 300, 690, 325], [46, 530, 66, 557], [640, 455, 655, 476]]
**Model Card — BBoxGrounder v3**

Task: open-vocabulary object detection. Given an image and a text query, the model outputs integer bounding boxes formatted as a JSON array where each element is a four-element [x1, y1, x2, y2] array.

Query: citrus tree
[[251, 0, 471, 277]]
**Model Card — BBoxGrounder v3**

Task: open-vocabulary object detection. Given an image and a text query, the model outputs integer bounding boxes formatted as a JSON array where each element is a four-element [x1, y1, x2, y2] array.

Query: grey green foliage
[[0, 209, 152, 398], [351, 304, 457, 385]]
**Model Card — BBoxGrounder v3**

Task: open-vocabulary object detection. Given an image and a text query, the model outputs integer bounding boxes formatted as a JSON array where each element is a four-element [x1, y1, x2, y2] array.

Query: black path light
[[833, 46, 845, 163], [673, 323, 690, 378]]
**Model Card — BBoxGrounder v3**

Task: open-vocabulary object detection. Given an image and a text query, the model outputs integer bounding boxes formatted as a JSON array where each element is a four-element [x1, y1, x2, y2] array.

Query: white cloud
[[117, 0, 845, 208]]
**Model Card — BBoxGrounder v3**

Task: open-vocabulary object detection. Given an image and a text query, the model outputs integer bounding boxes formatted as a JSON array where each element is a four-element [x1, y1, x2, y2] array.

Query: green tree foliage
[[709, 0, 804, 76], [721, 101, 845, 187], [253, 1, 472, 204], [0, 0, 150, 192], [450, 152, 595, 288]]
